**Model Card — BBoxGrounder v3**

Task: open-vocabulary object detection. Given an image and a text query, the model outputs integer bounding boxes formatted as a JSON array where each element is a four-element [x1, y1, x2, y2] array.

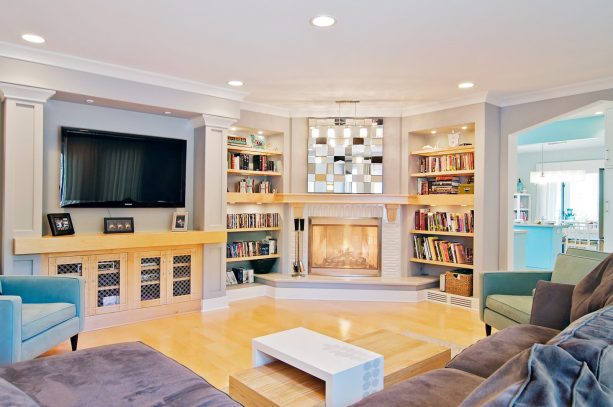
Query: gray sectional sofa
[[353, 253, 613, 406]]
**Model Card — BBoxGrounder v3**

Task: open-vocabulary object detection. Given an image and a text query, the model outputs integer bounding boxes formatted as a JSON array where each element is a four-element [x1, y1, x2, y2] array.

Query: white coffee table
[[252, 327, 384, 407]]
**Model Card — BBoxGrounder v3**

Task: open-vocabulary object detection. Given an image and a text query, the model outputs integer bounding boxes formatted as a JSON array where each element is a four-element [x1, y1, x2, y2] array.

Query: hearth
[[309, 217, 381, 277]]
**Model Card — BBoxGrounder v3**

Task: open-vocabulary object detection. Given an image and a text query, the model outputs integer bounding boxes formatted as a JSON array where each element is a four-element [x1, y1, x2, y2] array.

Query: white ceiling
[[1, 0, 613, 113]]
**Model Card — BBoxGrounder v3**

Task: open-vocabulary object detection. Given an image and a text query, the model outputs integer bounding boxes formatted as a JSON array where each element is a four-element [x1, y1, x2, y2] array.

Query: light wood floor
[[44, 297, 485, 390]]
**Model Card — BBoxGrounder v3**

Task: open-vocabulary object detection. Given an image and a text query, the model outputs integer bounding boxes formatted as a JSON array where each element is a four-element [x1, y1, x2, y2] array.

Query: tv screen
[[60, 127, 186, 208]]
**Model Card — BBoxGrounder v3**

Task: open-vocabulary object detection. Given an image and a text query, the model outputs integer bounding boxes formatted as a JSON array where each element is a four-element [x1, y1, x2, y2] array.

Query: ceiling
[[1, 0, 613, 113]]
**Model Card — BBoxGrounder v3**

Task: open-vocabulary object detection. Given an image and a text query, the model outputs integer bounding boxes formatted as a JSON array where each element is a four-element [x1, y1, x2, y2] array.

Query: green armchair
[[0, 275, 85, 366], [480, 249, 608, 335]]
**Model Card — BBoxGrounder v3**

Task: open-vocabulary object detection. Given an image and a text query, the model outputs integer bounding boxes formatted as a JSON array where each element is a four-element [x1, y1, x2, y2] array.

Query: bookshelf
[[226, 126, 284, 284], [408, 123, 476, 294]]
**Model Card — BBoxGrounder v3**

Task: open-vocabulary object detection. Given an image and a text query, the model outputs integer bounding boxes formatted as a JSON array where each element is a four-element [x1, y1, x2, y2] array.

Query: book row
[[235, 178, 273, 194], [417, 176, 473, 195], [414, 209, 474, 233], [226, 267, 255, 285], [228, 153, 280, 172], [226, 239, 278, 259], [413, 236, 473, 265], [227, 213, 280, 229], [417, 152, 474, 173]]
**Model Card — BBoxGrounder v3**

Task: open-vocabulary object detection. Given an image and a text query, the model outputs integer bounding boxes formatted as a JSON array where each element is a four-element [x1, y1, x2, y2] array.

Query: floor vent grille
[[425, 289, 479, 310]]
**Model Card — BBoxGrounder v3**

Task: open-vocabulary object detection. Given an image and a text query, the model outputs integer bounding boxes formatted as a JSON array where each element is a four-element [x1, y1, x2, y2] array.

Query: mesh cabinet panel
[[97, 260, 121, 307], [140, 257, 161, 301], [57, 263, 82, 276], [173, 279, 191, 297], [172, 254, 192, 297]]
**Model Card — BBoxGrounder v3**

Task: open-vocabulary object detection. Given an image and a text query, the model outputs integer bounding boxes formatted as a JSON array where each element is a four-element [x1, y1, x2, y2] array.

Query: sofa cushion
[[571, 252, 613, 322], [548, 305, 613, 389], [446, 324, 559, 378], [0, 342, 241, 407], [551, 254, 602, 285], [459, 344, 612, 407], [485, 295, 532, 324], [21, 303, 76, 341], [350, 368, 484, 407], [0, 377, 39, 407]]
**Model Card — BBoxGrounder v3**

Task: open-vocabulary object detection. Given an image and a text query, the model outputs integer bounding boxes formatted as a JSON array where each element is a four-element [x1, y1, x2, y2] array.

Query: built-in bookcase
[[408, 123, 476, 290], [226, 126, 284, 286]]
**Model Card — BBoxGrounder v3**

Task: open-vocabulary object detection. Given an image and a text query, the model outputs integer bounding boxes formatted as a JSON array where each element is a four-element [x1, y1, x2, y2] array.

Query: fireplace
[[309, 217, 381, 277]]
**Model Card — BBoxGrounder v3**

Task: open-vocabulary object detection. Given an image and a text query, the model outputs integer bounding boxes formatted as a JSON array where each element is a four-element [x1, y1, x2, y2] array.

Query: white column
[[192, 114, 236, 305], [0, 82, 55, 275]]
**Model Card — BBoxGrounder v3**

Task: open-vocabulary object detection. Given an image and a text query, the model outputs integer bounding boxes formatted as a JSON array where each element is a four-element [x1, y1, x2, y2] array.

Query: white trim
[[240, 100, 291, 118], [401, 92, 491, 117], [227, 284, 269, 302], [268, 286, 422, 302], [203, 114, 237, 130], [0, 82, 55, 103], [201, 296, 229, 312], [498, 76, 613, 107], [0, 41, 248, 102]]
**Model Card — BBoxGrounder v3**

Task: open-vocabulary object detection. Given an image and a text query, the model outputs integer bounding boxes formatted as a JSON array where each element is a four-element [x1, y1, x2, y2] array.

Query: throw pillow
[[571, 252, 613, 322], [459, 344, 612, 407]]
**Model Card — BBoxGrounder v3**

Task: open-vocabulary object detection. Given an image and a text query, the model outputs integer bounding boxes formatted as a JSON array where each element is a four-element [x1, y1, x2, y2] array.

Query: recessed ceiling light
[[430, 130, 437, 134], [85, 99, 95, 104], [594, 111, 604, 115], [257, 130, 264, 135], [228, 80, 243, 87], [458, 82, 475, 89], [461, 126, 468, 130], [310, 15, 336, 27], [164, 111, 172, 115], [230, 127, 237, 131], [21, 34, 45, 44]]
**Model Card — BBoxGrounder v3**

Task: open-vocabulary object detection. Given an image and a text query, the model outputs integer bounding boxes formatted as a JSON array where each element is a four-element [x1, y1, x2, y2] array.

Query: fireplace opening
[[309, 217, 381, 277]]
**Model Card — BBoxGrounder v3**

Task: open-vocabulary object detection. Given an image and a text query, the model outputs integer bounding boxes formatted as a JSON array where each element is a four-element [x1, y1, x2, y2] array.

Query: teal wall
[[518, 116, 604, 145]]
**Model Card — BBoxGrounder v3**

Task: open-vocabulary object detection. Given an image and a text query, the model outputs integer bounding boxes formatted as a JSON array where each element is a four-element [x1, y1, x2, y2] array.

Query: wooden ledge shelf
[[227, 192, 279, 204], [410, 258, 474, 270], [410, 230, 474, 237], [227, 169, 282, 176], [408, 194, 474, 206], [410, 146, 474, 157], [228, 227, 281, 232], [410, 170, 474, 177], [227, 146, 283, 156], [226, 254, 281, 263], [14, 230, 227, 255]]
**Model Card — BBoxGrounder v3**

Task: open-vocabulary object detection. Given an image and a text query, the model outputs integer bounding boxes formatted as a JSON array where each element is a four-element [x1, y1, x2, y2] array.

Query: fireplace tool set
[[292, 218, 306, 277]]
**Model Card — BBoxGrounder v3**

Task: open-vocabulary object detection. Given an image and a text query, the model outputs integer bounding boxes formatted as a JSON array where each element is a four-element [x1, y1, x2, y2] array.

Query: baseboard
[[425, 289, 479, 310], [266, 286, 422, 302], [227, 284, 268, 302], [201, 296, 229, 312]]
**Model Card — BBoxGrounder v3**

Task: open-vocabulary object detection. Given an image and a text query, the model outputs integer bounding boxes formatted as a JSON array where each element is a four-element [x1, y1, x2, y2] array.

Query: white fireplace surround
[[290, 204, 403, 278]]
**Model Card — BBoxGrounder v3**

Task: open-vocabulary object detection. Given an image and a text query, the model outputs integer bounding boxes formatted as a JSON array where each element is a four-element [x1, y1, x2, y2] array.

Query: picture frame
[[250, 134, 266, 149], [172, 212, 189, 231], [47, 213, 75, 236], [103, 217, 135, 234]]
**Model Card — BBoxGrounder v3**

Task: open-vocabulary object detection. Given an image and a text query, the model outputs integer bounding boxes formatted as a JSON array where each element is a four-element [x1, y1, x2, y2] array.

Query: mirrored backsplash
[[307, 118, 384, 194]]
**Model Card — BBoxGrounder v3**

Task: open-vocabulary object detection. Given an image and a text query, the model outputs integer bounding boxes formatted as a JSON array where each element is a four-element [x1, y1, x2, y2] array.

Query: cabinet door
[[90, 254, 128, 314], [134, 251, 167, 308], [49, 256, 91, 316], [167, 249, 198, 303]]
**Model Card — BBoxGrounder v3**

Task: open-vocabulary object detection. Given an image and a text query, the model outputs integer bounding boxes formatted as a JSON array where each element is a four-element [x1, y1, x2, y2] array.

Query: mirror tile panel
[[307, 118, 383, 194]]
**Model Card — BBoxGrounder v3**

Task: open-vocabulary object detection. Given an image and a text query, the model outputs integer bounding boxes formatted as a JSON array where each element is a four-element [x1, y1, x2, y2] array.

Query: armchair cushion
[[571, 253, 613, 322], [550, 254, 602, 285], [446, 324, 559, 378], [529, 280, 575, 330], [21, 303, 76, 341], [485, 295, 532, 324], [0, 377, 39, 407]]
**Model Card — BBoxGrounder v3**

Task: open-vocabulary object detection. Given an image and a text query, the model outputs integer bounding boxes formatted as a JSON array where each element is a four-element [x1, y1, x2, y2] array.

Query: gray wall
[[43, 100, 195, 234]]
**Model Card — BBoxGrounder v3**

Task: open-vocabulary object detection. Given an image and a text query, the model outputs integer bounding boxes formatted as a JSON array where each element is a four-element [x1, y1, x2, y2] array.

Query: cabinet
[[44, 245, 202, 329]]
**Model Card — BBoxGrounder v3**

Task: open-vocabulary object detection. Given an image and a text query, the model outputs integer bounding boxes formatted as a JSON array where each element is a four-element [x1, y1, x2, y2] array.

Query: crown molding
[[240, 100, 291, 118], [498, 76, 613, 107], [289, 104, 405, 118], [191, 114, 237, 129], [400, 92, 491, 117], [0, 81, 55, 103], [0, 41, 248, 102]]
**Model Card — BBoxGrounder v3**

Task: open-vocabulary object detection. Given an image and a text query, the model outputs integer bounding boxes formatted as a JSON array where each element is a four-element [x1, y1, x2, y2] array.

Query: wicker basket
[[445, 271, 473, 297]]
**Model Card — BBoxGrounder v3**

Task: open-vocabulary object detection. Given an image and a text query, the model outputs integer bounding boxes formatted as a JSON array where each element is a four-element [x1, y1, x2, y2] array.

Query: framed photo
[[104, 217, 135, 234], [250, 134, 266, 149], [47, 213, 75, 236], [172, 212, 188, 231]]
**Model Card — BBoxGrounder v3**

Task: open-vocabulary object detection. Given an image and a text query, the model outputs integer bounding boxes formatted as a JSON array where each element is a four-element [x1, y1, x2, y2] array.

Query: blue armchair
[[0, 275, 85, 366]]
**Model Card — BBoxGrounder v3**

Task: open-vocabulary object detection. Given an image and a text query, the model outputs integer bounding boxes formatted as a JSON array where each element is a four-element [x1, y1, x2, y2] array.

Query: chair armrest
[[0, 276, 85, 330], [0, 296, 22, 365], [530, 280, 574, 331], [480, 271, 552, 320]]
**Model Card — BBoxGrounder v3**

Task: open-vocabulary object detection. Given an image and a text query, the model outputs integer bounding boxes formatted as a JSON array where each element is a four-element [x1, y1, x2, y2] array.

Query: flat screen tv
[[60, 127, 187, 208]]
